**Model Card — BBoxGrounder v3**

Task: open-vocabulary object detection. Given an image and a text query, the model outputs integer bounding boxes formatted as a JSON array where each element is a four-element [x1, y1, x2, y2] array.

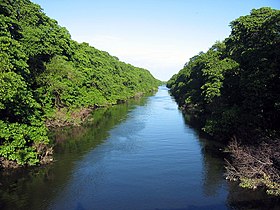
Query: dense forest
[[0, 0, 160, 167], [167, 7, 280, 195]]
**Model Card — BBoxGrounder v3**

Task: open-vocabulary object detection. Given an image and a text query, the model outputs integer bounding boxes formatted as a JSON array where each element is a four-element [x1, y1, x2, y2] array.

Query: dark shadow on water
[[0, 95, 151, 210], [1, 88, 280, 210], [227, 181, 280, 210], [181, 110, 280, 209], [156, 204, 228, 210]]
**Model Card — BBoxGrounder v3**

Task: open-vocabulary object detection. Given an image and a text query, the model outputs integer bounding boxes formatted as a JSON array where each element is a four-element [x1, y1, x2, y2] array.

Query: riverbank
[[225, 136, 280, 196], [2, 86, 279, 210], [181, 108, 280, 196], [166, 7, 280, 196], [0, 0, 162, 169], [45, 89, 157, 128], [0, 89, 157, 170]]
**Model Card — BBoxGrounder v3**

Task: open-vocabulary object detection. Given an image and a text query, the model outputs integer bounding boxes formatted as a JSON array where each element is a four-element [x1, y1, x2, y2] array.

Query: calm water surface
[[0, 86, 279, 210]]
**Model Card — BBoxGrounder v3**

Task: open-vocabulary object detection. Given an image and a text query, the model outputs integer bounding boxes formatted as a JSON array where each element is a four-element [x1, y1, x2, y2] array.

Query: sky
[[32, 0, 280, 81]]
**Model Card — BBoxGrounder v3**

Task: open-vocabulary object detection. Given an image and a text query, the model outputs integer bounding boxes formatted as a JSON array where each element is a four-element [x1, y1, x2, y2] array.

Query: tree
[[168, 7, 280, 139], [225, 7, 280, 130], [0, 0, 160, 166]]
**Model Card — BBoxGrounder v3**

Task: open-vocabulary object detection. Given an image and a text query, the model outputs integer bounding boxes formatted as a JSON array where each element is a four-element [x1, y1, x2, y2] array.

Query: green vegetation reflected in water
[[0, 95, 150, 210], [0, 87, 279, 210]]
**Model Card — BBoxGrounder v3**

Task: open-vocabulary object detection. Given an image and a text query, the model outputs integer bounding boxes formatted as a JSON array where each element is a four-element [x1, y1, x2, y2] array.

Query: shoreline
[[0, 88, 158, 170]]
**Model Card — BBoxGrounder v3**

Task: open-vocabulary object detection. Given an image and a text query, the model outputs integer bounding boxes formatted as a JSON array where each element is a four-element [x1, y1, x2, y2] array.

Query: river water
[[0, 86, 279, 210]]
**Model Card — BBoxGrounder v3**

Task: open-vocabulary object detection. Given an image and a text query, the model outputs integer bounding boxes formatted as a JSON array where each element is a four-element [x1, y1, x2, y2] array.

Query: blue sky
[[32, 0, 280, 81]]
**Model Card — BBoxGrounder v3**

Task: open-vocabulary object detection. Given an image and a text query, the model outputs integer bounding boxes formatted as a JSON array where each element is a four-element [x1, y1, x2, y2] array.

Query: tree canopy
[[167, 7, 280, 195], [167, 7, 280, 140], [0, 0, 160, 167]]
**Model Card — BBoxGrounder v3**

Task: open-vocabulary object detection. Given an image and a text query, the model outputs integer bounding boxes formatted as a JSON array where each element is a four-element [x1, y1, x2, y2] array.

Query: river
[[0, 86, 279, 210]]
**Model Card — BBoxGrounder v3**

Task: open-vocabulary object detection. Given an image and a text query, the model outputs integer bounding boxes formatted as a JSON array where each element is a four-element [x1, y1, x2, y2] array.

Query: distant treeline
[[0, 0, 160, 166], [167, 7, 280, 195]]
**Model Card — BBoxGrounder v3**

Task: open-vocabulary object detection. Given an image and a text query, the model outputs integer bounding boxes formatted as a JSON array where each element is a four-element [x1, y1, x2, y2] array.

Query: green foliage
[[69, 41, 159, 105], [0, 0, 159, 166], [0, 72, 40, 123], [168, 7, 280, 140], [37, 56, 82, 109], [0, 121, 48, 165], [239, 176, 280, 196], [225, 7, 280, 130], [168, 7, 280, 195]]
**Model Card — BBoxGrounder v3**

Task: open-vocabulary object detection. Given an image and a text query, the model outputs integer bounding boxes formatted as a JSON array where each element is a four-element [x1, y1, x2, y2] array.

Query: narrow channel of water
[[0, 86, 279, 210]]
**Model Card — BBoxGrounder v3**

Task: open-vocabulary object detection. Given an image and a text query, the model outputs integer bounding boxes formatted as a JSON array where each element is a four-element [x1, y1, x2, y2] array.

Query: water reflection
[[200, 139, 226, 197], [227, 182, 280, 209], [0, 95, 150, 210], [183, 111, 280, 209], [0, 87, 279, 210]]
